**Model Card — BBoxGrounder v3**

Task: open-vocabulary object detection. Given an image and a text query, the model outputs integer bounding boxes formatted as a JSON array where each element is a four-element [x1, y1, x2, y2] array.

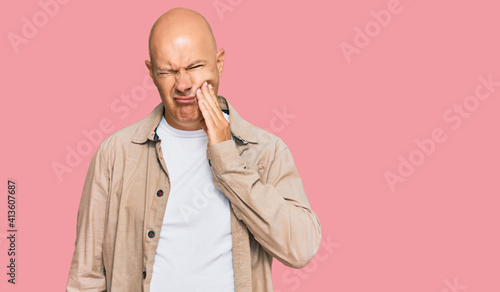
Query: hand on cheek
[[196, 81, 231, 146]]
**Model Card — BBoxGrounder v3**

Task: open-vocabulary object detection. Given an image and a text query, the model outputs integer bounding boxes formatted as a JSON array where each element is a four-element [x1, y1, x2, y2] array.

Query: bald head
[[148, 8, 217, 64], [145, 8, 225, 131]]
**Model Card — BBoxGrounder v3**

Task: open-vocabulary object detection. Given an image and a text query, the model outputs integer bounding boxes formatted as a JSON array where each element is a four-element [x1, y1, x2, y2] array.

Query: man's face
[[146, 35, 224, 131]]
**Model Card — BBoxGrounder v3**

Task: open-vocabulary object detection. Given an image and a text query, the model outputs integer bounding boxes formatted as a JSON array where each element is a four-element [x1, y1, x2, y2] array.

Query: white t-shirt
[[150, 113, 235, 292]]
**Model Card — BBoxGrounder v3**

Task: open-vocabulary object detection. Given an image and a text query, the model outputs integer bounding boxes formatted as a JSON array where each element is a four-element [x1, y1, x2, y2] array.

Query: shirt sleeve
[[66, 144, 109, 292], [207, 139, 322, 269]]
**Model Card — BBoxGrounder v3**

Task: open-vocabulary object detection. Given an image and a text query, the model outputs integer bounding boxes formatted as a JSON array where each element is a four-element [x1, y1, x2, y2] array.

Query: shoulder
[[96, 112, 156, 161], [101, 120, 141, 149], [235, 115, 289, 156], [223, 98, 286, 154]]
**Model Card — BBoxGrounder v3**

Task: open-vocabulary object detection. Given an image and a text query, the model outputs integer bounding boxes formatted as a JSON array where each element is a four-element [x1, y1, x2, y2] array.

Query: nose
[[174, 70, 192, 94]]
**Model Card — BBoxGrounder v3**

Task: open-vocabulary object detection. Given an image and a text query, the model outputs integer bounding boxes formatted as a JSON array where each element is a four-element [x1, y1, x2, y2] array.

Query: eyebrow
[[156, 60, 207, 71]]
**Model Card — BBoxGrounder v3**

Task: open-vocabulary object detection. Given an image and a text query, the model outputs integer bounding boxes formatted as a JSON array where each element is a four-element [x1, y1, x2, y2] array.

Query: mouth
[[173, 96, 196, 104]]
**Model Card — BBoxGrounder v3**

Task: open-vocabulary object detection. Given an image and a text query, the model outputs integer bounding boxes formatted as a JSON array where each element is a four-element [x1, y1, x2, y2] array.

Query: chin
[[177, 108, 202, 122]]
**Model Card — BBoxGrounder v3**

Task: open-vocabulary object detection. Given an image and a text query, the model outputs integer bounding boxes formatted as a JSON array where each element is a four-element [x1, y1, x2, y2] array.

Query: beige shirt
[[66, 96, 322, 292]]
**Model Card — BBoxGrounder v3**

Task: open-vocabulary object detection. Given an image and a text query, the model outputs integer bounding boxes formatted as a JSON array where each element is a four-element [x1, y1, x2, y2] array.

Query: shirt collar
[[131, 95, 258, 144]]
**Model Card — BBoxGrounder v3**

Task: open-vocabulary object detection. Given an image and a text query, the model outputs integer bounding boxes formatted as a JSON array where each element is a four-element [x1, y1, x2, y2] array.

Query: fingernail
[[197, 88, 201, 94], [203, 81, 208, 87], [208, 84, 213, 89]]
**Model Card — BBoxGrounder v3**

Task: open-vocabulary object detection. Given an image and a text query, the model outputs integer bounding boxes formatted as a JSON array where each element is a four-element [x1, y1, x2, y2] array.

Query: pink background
[[1, 0, 499, 291]]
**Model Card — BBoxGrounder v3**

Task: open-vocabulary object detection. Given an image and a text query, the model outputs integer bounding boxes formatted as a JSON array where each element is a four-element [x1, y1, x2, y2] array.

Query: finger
[[199, 82, 217, 115], [208, 83, 221, 112], [201, 82, 223, 122], [197, 88, 217, 128]]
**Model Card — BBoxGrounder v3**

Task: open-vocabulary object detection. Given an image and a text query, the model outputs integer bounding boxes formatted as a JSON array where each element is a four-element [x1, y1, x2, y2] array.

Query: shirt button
[[157, 190, 164, 197], [148, 230, 155, 238], [142, 271, 146, 279]]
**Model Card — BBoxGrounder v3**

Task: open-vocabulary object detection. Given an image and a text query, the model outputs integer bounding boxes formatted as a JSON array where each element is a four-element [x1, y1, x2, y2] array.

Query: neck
[[163, 114, 202, 131]]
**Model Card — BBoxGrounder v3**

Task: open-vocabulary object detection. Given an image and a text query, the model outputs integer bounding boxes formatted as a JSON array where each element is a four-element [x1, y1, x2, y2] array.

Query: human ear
[[216, 49, 225, 78], [145, 60, 157, 86]]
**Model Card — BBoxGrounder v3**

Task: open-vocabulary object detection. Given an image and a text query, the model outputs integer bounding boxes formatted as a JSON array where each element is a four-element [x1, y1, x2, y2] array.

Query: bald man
[[67, 8, 321, 292]]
